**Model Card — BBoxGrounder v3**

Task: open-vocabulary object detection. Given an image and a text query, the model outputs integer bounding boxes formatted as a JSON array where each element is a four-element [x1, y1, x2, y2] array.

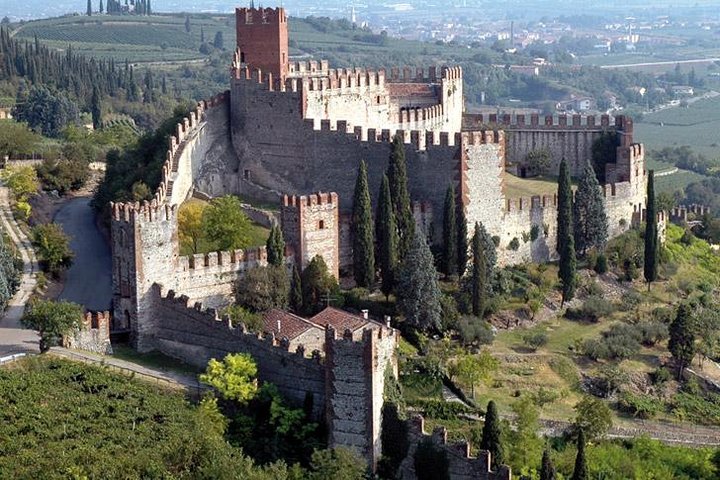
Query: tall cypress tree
[[90, 86, 102, 130], [441, 184, 457, 277], [480, 400, 505, 470], [573, 160, 608, 256], [644, 170, 658, 288], [457, 202, 469, 276], [290, 264, 302, 314], [99, 0, 104, 13], [557, 158, 576, 306], [471, 223, 487, 317], [387, 135, 414, 257], [571, 430, 588, 480], [540, 449, 556, 480], [87, 0, 93, 16], [266, 224, 285, 267], [668, 302, 696, 380], [352, 160, 375, 288], [556, 157, 572, 255], [377, 174, 399, 300], [146, 0, 151, 14]]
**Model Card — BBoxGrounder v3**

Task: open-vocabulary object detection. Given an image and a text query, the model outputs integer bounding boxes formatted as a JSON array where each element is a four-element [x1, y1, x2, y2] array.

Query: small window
[[319, 220, 325, 229], [244, 169, 250, 180], [377, 96, 381, 104], [282, 53, 286, 63]]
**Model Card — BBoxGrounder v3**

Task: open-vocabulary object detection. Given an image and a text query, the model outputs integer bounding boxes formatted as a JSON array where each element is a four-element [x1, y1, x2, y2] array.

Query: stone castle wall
[[63, 311, 113, 355], [399, 416, 511, 480]]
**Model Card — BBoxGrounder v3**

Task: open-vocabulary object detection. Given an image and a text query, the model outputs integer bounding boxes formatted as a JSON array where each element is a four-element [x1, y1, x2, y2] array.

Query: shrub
[[637, 321, 669, 346], [566, 295, 614, 322], [650, 366, 672, 385], [530, 225, 540, 241], [457, 315, 494, 346], [31, 223, 73, 276], [221, 304, 263, 332], [619, 290, 643, 313], [582, 323, 642, 361], [508, 237, 520, 251], [530, 387, 562, 407], [619, 393, 665, 419], [595, 253, 608, 274], [417, 399, 475, 419], [233, 265, 289, 312], [522, 330, 548, 351]]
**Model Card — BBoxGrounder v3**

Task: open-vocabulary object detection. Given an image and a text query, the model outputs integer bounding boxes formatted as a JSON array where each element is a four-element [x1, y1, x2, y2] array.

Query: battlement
[[110, 200, 177, 223], [82, 311, 111, 332], [176, 246, 269, 273], [63, 310, 113, 355], [386, 65, 462, 83], [235, 7, 287, 25], [282, 192, 338, 208], [287, 60, 331, 77], [324, 323, 396, 344], [464, 112, 634, 131], [402, 415, 511, 480], [670, 204, 710, 223], [155, 284, 321, 361], [505, 193, 557, 213]]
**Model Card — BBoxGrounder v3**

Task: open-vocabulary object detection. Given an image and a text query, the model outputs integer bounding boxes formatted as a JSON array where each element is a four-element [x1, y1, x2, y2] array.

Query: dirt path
[[0, 186, 39, 355]]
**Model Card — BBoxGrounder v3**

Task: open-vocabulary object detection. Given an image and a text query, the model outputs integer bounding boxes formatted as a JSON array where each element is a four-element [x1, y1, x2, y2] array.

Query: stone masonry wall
[[63, 311, 113, 355], [151, 284, 326, 416], [399, 415, 511, 480]]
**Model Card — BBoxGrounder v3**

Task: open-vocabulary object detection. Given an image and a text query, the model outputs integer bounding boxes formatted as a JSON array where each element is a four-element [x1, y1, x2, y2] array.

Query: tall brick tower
[[235, 7, 289, 81]]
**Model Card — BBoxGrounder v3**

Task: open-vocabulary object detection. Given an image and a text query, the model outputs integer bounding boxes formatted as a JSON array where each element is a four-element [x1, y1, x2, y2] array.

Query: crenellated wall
[[399, 415, 511, 480], [63, 311, 113, 355]]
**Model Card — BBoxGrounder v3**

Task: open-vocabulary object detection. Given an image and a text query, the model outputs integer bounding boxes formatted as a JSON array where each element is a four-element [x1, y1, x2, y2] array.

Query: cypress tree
[[474, 221, 497, 288], [457, 203, 469, 276], [146, 0, 151, 14], [161, 74, 167, 94], [266, 224, 285, 267], [471, 223, 487, 317], [99, 0, 104, 13], [557, 158, 576, 306], [644, 170, 658, 288], [571, 430, 588, 480], [387, 135, 414, 257], [573, 160, 608, 256], [480, 400, 504, 470], [290, 264, 303, 314], [352, 160, 375, 288], [376, 174, 398, 300], [668, 302, 696, 380], [441, 184, 457, 277], [185, 16, 191, 33], [556, 157, 572, 255], [200, 26, 205, 43], [540, 449, 556, 480], [87, 0, 93, 16], [91, 86, 101, 130]]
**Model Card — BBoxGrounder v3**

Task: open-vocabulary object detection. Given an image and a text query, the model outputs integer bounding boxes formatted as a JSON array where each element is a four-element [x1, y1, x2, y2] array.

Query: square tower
[[235, 7, 289, 81], [281, 192, 339, 280]]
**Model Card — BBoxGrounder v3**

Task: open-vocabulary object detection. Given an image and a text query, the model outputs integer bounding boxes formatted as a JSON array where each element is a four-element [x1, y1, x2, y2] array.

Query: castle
[[107, 6, 648, 477]]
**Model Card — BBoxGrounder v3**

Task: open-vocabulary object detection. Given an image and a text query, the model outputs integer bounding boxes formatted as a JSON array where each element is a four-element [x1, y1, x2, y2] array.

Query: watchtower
[[235, 7, 289, 81]]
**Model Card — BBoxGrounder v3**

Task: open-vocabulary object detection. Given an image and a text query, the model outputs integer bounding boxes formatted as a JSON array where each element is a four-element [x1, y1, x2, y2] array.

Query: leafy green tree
[[178, 201, 205, 254], [1, 165, 39, 201], [221, 304, 263, 332], [387, 135, 414, 257], [525, 148, 551, 177], [266, 224, 286, 267], [457, 203, 469, 276], [290, 264, 303, 314], [452, 350, 498, 397], [669, 302, 696, 379], [480, 400, 505, 469], [571, 429, 588, 480], [573, 160, 608, 256], [13, 86, 80, 137], [0, 234, 20, 311], [540, 449, 556, 480], [557, 158, 577, 305], [397, 234, 442, 332], [234, 266, 289, 312], [306, 448, 366, 480], [441, 184, 457, 276], [507, 397, 542, 472], [31, 223, 74, 276], [414, 438, 450, 480], [352, 160, 375, 288], [471, 223, 487, 317], [21, 299, 83, 352], [200, 353, 258, 404], [574, 396, 612, 441], [301, 255, 338, 315], [644, 170, 658, 288], [376, 174, 398, 300], [591, 132, 618, 183], [0, 120, 42, 159], [202, 195, 252, 251]]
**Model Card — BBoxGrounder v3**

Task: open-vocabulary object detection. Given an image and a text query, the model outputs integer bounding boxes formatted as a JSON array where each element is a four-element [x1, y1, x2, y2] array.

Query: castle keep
[[108, 5, 648, 477]]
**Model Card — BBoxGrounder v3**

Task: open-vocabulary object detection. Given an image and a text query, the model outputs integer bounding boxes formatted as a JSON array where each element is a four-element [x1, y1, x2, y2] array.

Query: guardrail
[[0, 352, 28, 364]]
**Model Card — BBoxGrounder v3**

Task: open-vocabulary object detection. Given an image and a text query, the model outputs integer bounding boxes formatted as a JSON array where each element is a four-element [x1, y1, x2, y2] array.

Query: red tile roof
[[262, 309, 319, 340], [310, 307, 369, 332]]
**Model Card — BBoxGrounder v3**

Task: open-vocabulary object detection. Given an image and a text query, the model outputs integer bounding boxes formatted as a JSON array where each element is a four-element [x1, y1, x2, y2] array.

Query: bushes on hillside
[[31, 223, 73, 276]]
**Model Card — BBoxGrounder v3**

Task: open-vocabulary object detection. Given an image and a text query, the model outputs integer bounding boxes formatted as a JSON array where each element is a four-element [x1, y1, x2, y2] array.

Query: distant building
[[0, 107, 12, 120], [508, 65, 540, 76], [557, 96, 596, 112], [671, 85, 694, 96]]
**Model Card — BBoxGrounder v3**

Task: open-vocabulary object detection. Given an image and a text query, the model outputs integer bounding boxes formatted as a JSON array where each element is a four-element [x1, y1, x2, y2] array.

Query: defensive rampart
[[62, 311, 113, 355], [399, 415, 511, 480]]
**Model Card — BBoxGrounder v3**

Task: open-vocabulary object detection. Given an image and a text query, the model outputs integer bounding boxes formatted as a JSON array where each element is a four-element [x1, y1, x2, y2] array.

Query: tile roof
[[310, 307, 369, 332], [262, 309, 319, 340]]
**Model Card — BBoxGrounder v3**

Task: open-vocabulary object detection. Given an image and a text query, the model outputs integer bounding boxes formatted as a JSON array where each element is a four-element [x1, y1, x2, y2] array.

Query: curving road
[[55, 197, 112, 311]]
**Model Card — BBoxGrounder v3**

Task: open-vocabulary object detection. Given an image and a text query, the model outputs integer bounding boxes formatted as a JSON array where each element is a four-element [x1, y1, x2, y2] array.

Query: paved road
[[0, 187, 39, 356], [55, 197, 112, 311]]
